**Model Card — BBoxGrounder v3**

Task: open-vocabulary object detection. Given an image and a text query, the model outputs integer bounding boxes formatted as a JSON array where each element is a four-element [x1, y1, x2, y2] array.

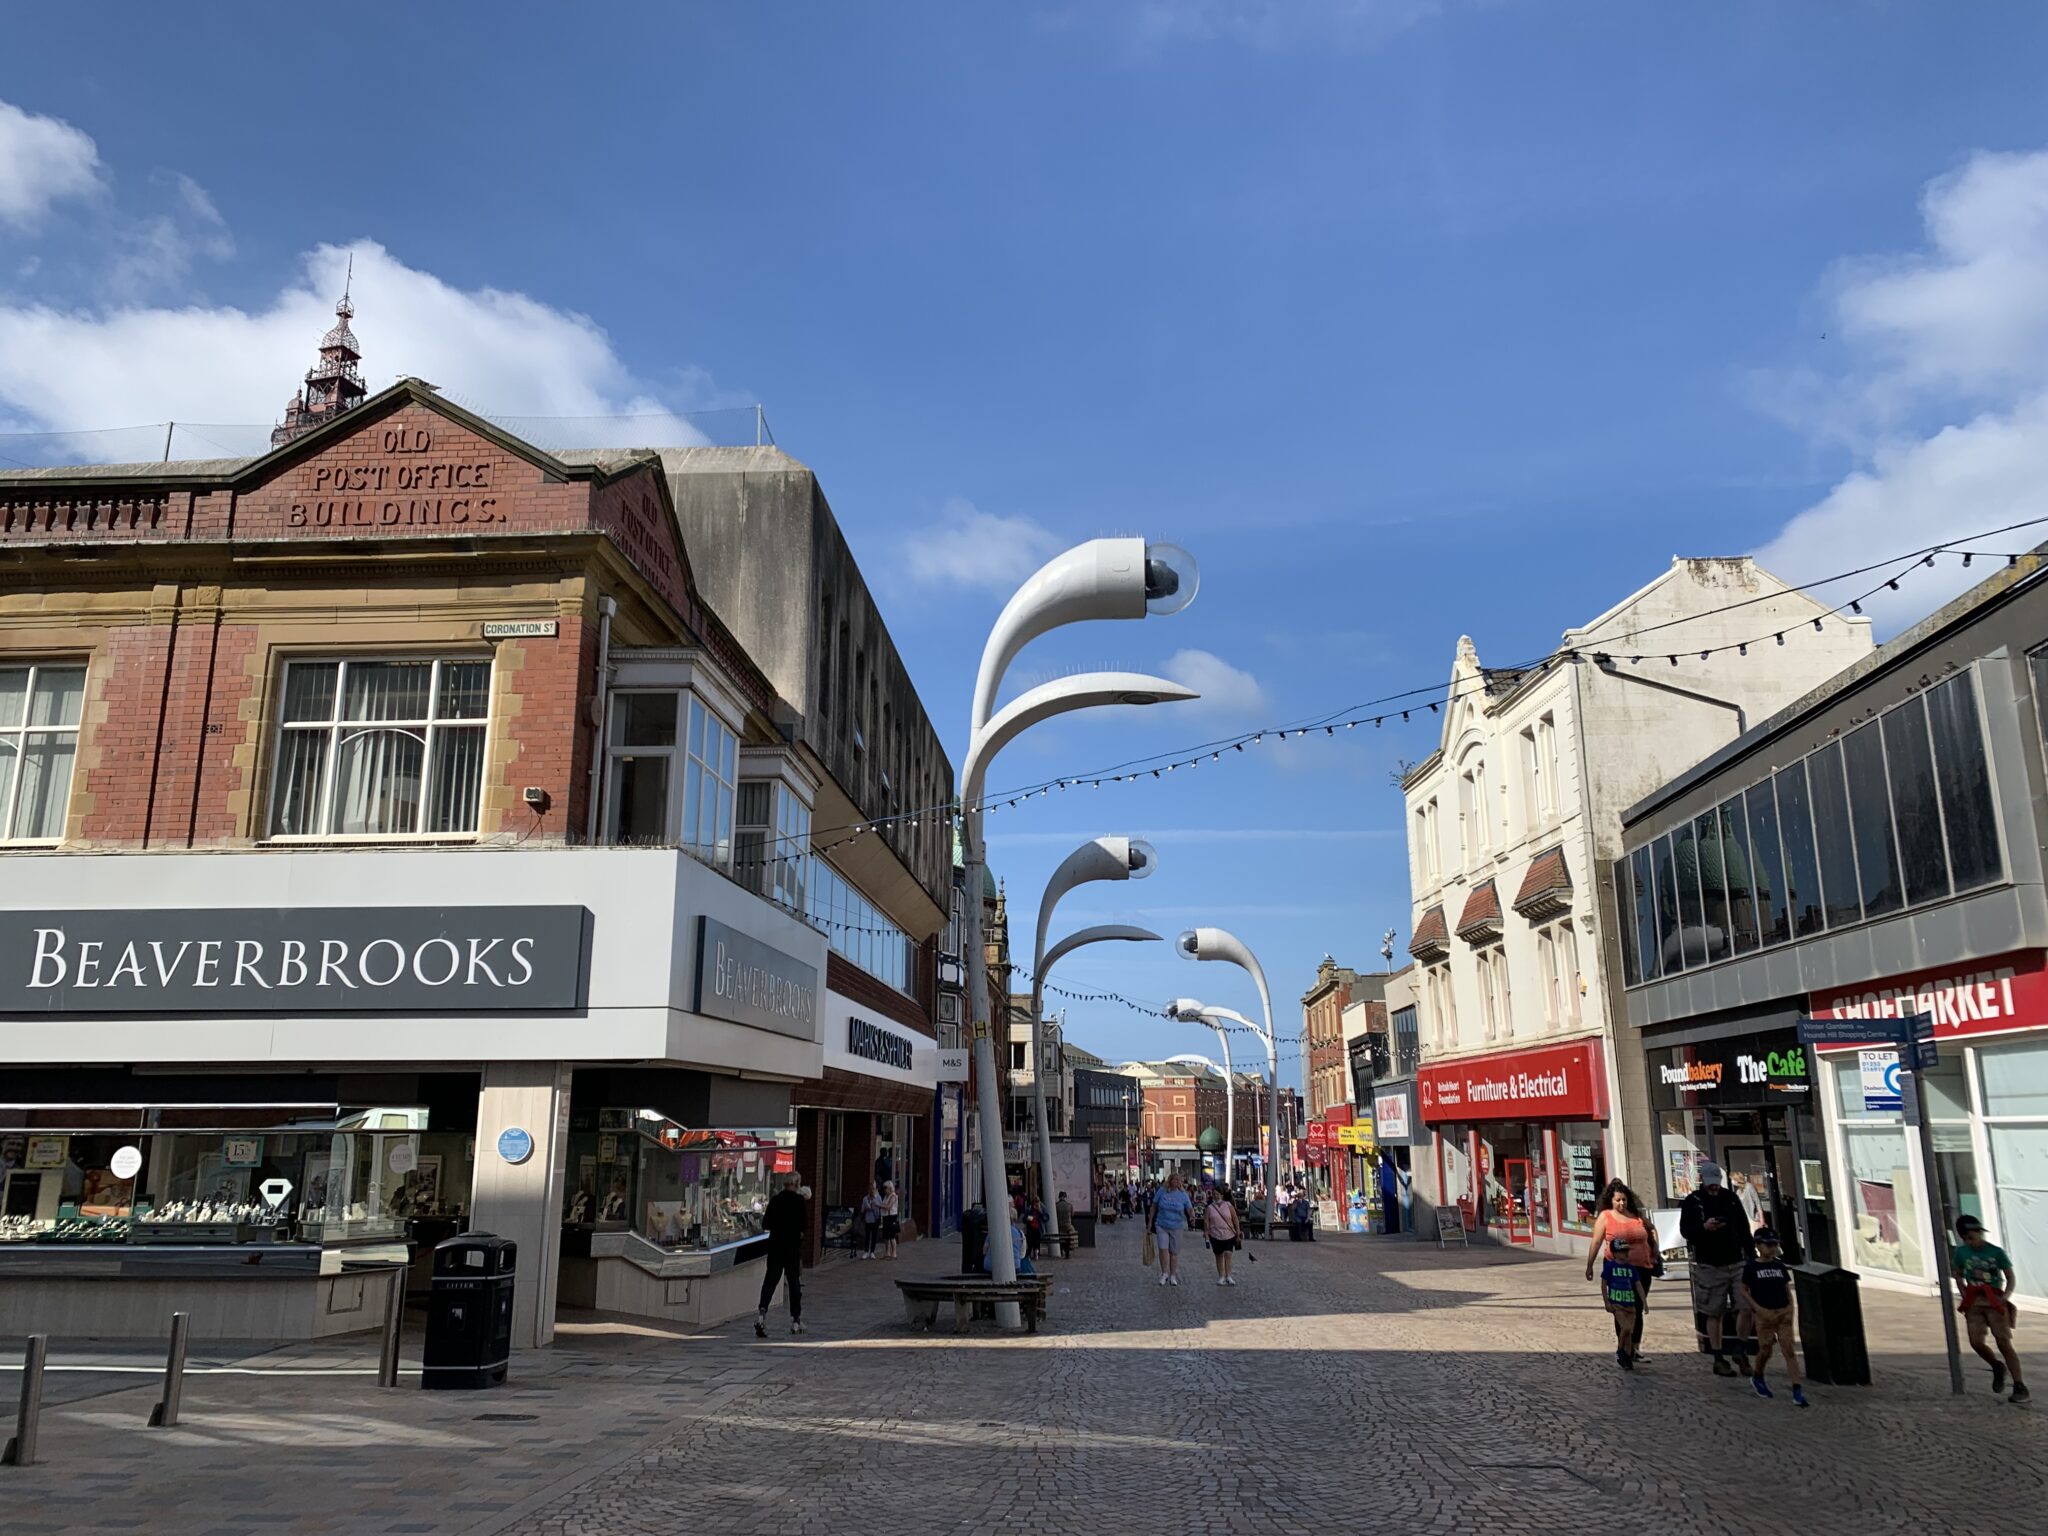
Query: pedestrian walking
[[1740, 1228, 1807, 1406], [880, 1179, 901, 1260], [1583, 1178, 1656, 1371], [1679, 1161, 1756, 1377], [1206, 1183, 1242, 1285], [1150, 1169, 1193, 1286], [856, 1187, 880, 1253], [754, 1176, 809, 1338], [1953, 1214, 2029, 1404]]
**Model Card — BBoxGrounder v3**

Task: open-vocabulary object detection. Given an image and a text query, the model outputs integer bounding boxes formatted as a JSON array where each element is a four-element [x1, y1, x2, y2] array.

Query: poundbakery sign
[[0, 906, 588, 1014]]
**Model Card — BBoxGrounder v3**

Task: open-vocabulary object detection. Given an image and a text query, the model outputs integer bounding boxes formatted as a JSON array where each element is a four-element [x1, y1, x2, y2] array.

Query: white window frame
[[1559, 919, 1581, 1025], [0, 660, 87, 845], [1537, 929, 1560, 1027], [267, 655, 493, 843]]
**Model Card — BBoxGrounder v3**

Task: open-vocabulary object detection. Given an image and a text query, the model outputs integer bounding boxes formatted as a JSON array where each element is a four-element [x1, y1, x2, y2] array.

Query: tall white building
[[1402, 558, 1871, 1255]]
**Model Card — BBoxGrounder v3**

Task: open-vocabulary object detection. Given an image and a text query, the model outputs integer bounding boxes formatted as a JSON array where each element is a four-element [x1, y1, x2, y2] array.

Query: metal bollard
[[378, 1264, 405, 1388], [148, 1312, 190, 1428], [2, 1335, 47, 1467]]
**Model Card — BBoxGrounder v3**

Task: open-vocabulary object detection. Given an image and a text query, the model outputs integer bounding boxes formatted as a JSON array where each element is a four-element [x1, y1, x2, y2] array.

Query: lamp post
[[1170, 925, 1282, 1237], [1165, 1001, 1269, 1214], [960, 538, 1198, 1311], [1029, 838, 1160, 1231]]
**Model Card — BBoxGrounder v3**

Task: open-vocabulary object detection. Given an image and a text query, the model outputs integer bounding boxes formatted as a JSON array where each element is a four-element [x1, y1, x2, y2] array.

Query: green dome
[[1197, 1125, 1225, 1153], [1676, 823, 1768, 903]]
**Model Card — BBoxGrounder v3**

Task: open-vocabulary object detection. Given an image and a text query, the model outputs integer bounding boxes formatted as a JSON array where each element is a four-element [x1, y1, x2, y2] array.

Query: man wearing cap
[[1680, 1161, 1755, 1377]]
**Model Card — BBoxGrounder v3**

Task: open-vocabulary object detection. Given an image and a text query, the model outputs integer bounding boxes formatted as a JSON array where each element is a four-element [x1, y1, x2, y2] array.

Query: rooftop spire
[[271, 257, 367, 446]]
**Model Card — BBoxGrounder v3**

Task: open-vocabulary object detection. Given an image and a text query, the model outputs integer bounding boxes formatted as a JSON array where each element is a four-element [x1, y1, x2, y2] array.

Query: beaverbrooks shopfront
[[1417, 1039, 1609, 1257]]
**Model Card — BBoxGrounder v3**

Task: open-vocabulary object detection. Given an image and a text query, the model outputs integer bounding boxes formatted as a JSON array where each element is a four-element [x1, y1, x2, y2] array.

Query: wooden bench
[[897, 1275, 1052, 1334]]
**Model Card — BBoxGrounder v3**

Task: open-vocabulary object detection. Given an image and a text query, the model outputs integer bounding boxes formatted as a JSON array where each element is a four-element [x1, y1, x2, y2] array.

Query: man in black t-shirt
[[1680, 1162, 1756, 1376], [755, 1178, 810, 1338], [1740, 1228, 1806, 1406]]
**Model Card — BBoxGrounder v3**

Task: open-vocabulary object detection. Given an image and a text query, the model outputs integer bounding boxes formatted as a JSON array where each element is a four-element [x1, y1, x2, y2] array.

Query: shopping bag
[[1141, 1230, 1157, 1267]]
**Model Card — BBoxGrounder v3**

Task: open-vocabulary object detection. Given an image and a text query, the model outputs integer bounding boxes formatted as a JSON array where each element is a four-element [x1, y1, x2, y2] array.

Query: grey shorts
[[1691, 1260, 1745, 1315], [1153, 1226, 1182, 1255]]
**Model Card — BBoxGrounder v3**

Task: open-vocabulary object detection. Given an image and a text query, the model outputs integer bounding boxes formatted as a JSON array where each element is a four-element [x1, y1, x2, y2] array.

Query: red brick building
[[0, 347, 953, 1342]]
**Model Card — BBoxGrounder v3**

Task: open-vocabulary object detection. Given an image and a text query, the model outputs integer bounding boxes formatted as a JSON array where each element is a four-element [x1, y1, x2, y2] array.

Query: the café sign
[[1, 907, 588, 1013]]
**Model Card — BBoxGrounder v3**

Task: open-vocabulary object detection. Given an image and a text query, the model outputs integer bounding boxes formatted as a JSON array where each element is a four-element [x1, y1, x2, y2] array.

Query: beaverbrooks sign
[[0, 907, 588, 1014]]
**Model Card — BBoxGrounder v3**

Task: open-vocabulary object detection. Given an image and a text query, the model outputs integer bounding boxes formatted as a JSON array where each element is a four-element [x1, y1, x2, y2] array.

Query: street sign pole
[[1897, 1015, 1965, 1396], [1800, 1012, 1964, 1394]]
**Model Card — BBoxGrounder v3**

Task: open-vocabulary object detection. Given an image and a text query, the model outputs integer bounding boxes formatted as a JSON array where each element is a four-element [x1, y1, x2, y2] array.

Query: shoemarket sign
[[1806, 951, 2047, 1047], [0, 906, 588, 1013]]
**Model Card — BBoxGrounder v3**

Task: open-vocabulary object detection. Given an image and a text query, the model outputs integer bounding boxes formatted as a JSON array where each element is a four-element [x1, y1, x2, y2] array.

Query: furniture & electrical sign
[[1415, 1040, 1606, 1123], [0, 907, 588, 1013]]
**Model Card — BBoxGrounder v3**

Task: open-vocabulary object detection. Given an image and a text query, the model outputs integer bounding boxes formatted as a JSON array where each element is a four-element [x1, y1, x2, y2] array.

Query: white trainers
[[1225, 1276, 1238, 1286], [1217, 1277, 1228, 1286], [791, 1320, 807, 1334], [1158, 1272, 1170, 1286], [1169, 1274, 1181, 1286]]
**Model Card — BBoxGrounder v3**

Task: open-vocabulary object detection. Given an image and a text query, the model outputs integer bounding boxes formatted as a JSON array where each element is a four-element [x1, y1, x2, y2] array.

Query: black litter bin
[[1793, 1262, 1870, 1386], [961, 1206, 988, 1274], [422, 1233, 517, 1390]]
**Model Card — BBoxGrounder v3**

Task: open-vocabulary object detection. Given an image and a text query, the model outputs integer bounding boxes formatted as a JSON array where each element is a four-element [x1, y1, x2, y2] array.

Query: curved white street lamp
[[1162, 1032, 1235, 1184], [1172, 926, 1283, 1237], [1028, 842, 1159, 1228], [1165, 998, 1268, 1208], [960, 537, 1199, 1308]]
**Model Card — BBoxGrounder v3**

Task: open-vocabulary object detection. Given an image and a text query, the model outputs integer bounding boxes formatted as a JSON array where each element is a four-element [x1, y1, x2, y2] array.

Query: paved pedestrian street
[[4, 1223, 2038, 1536]]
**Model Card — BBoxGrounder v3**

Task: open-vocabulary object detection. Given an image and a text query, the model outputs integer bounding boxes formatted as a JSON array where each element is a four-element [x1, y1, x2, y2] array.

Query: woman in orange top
[[1584, 1179, 1657, 1372]]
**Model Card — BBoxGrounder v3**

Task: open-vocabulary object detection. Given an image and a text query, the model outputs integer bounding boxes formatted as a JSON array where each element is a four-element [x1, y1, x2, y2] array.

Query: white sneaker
[[1217, 1277, 1228, 1286], [1169, 1274, 1181, 1286], [791, 1321, 806, 1334], [1225, 1276, 1238, 1286], [1158, 1272, 1170, 1285]]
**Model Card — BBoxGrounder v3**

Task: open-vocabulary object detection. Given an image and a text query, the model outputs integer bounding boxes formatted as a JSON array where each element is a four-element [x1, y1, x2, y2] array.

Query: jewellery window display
[[0, 1119, 473, 1249], [561, 1109, 796, 1253]]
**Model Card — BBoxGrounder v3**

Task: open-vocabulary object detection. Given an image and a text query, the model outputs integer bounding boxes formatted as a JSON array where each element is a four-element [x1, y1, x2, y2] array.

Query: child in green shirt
[[1953, 1215, 2027, 1405]]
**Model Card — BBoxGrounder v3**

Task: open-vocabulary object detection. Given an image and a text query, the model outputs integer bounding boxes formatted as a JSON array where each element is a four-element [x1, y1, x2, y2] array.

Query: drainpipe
[[583, 595, 617, 845], [1590, 654, 1746, 734]]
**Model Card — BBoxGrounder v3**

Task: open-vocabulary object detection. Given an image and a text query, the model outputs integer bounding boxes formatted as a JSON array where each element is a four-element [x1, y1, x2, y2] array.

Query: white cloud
[[0, 239, 710, 455], [903, 497, 1063, 588], [1754, 149, 2048, 628], [106, 173, 237, 300], [0, 99, 101, 228], [1158, 648, 1271, 715]]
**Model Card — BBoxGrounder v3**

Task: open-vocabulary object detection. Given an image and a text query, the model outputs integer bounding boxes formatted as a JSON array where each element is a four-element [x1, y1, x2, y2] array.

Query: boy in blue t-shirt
[[1954, 1215, 2027, 1404], [1740, 1229, 1807, 1407]]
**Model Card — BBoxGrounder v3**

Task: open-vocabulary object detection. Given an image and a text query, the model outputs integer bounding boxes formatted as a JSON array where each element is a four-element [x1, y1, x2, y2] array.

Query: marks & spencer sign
[[1, 907, 588, 1014]]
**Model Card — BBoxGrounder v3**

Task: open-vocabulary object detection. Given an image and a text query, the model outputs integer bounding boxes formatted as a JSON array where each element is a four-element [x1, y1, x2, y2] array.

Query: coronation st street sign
[[1, 907, 588, 1014]]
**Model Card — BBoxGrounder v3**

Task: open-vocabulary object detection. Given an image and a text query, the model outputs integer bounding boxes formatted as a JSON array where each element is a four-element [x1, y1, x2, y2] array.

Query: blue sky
[[6, 3, 2048, 1080]]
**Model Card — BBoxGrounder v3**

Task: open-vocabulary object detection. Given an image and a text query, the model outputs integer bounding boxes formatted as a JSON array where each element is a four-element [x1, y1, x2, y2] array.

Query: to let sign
[[0, 906, 588, 1014], [1416, 1039, 1606, 1124]]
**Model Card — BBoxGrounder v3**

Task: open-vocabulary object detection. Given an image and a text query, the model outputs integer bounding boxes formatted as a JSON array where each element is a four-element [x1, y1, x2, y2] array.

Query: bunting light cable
[[749, 522, 2048, 863]]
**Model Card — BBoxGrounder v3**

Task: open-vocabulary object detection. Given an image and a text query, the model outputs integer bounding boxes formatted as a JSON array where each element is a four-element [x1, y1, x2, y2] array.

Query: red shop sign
[[1325, 1104, 1354, 1129], [1807, 951, 2048, 1048], [1417, 1039, 1607, 1124], [1305, 1121, 1330, 1148]]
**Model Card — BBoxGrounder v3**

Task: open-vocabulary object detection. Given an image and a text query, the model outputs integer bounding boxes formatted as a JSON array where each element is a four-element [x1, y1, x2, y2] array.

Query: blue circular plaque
[[497, 1127, 535, 1165]]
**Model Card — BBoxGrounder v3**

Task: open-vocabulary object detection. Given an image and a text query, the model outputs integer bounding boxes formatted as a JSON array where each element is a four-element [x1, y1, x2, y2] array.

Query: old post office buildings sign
[[694, 917, 819, 1041], [1, 907, 588, 1014]]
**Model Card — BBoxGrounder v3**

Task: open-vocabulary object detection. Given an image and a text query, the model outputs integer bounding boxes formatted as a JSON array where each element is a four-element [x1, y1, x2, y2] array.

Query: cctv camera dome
[[1175, 930, 1201, 960], [1143, 542, 1200, 617], [1126, 838, 1157, 878]]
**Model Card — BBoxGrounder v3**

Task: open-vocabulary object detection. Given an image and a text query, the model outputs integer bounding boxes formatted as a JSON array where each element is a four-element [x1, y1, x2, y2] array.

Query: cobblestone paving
[[5, 1228, 2041, 1536]]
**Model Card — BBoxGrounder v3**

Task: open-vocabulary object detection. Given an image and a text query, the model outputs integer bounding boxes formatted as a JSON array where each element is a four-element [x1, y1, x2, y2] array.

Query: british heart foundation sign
[[1416, 1039, 1606, 1125]]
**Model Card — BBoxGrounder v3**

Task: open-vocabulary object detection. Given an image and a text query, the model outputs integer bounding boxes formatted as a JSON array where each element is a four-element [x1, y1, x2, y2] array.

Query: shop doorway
[[1503, 1158, 1534, 1245], [1711, 1108, 1821, 1266]]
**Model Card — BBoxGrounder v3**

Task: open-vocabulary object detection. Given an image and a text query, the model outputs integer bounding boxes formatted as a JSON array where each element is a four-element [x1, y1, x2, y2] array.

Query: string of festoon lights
[[764, 520, 2048, 865]]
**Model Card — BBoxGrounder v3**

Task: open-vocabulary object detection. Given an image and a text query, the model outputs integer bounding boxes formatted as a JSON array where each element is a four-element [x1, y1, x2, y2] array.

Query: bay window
[[0, 662, 86, 843], [269, 658, 489, 839], [602, 690, 738, 871]]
